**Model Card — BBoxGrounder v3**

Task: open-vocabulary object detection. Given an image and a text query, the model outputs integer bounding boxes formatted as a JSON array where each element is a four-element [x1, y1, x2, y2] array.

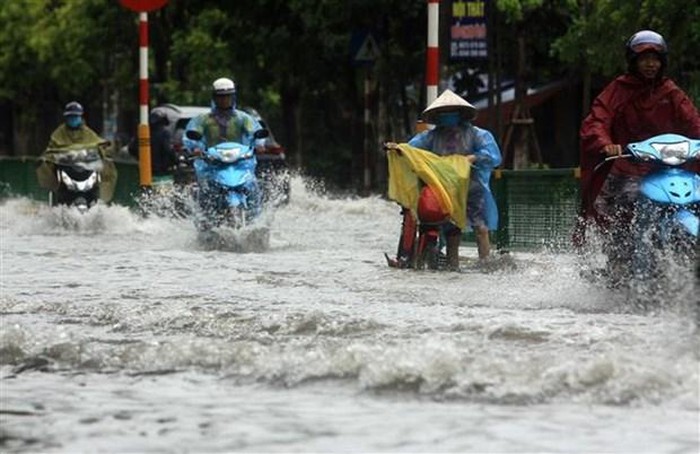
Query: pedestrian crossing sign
[[351, 31, 380, 66]]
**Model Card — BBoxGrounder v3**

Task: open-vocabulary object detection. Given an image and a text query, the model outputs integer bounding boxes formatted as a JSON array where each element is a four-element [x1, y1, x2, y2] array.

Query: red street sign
[[119, 0, 168, 12]]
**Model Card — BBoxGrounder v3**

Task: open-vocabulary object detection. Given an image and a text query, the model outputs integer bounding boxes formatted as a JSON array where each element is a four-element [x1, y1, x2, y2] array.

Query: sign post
[[426, 0, 440, 107], [351, 31, 380, 192], [118, 0, 168, 187]]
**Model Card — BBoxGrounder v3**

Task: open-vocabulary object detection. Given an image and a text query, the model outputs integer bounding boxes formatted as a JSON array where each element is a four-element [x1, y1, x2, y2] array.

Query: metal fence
[[0, 156, 141, 207], [0, 157, 581, 250], [492, 168, 580, 251]]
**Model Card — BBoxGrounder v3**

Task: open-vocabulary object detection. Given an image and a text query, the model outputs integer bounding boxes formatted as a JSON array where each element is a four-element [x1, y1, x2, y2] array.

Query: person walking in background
[[408, 90, 502, 267], [387, 89, 501, 270], [148, 109, 176, 178]]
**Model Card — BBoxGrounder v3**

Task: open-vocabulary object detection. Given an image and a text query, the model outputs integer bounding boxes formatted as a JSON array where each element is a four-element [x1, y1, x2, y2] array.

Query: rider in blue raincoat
[[183, 77, 264, 154], [408, 89, 502, 263]]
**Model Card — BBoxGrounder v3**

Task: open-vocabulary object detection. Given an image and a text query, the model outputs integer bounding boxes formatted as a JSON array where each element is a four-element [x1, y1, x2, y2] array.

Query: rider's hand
[[383, 142, 402, 156], [601, 144, 622, 156], [466, 155, 477, 164], [384, 142, 399, 150]]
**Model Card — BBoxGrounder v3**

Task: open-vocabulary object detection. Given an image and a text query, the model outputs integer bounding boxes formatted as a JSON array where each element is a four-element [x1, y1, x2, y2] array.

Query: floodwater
[[1, 177, 698, 453]]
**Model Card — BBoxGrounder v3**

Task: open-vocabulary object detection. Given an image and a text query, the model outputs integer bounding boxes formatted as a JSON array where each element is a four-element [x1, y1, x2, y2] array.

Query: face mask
[[66, 115, 83, 129], [435, 112, 461, 127]]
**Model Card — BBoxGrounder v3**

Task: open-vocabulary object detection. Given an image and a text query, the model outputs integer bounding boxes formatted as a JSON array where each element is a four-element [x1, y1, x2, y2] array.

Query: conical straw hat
[[421, 89, 477, 123]]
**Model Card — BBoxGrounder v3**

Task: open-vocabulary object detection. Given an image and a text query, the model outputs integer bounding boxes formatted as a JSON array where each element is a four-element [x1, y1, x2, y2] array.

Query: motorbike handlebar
[[593, 153, 631, 173]]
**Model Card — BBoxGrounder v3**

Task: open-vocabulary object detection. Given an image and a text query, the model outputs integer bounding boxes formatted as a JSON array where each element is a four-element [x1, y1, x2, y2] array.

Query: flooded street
[[1, 177, 698, 453]]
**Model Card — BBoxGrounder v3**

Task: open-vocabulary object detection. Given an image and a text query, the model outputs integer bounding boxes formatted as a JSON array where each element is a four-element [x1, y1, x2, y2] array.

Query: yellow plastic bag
[[387, 143, 470, 230]]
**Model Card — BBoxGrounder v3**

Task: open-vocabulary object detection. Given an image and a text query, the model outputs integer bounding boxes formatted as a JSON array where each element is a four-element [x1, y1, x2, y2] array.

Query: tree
[[553, 0, 700, 107], [0, 0, 136, 154]]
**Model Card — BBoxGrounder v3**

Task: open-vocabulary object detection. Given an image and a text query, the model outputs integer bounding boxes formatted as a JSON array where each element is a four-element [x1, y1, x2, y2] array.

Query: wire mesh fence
[[463, 168, 581, 251]]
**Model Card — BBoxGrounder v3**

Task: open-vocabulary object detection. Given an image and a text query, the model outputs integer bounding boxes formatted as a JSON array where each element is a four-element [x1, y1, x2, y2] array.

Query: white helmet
[[212, 77, 236, 96]]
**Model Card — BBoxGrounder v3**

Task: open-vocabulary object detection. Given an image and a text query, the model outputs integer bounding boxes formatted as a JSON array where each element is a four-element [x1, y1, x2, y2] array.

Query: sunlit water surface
[[1, 176, 698, 453]]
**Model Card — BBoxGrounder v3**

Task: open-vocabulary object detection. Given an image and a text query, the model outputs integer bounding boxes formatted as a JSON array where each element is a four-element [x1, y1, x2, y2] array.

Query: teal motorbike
[[598, 133, 699, 306], [184, 129, 268, 232]]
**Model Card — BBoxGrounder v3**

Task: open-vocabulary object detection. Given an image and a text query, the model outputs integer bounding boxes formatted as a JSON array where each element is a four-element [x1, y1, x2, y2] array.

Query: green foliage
[[167, 8, 234, 104], [0, 0, 40, 100], [495, 0, 546, 22], [553, 0, 700, 81], [1, 0, 698, 185], [0, 0, 135, 118]]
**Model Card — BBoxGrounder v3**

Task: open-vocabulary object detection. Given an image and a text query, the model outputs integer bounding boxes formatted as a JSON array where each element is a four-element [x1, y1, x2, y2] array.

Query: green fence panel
[[460, 169, 580, 250], [112, 160, 141, 206], [493, 169, 580, 250], [0, 157, 48, 201], [0, 156, 141, 207]]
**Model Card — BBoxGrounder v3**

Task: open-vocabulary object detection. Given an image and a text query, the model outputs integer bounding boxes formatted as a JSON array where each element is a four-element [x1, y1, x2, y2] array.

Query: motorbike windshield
[[628, 133, 700, 165], [208, 143, 254, 163], [52, 147, 104, 172]]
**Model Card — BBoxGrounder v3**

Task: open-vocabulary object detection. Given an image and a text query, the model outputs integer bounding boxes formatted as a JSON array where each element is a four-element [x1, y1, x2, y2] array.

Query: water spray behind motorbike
[[587, 133, 699, 314], [185, 128, 271, 252]]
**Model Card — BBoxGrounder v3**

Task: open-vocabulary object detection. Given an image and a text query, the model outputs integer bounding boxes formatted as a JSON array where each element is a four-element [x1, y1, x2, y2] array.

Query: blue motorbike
[[184, 129, 268, 232], [598, 133, 699, 304]]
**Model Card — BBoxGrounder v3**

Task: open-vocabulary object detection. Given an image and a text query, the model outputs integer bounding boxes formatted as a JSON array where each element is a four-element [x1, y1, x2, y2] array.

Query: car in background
[[150, 103, 290, 204]]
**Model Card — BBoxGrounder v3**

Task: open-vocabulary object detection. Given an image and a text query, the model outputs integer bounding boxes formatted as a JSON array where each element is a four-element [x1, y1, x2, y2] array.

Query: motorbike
[[386, 187, 451, 270], [384, 143, 470, 270], [42, 143, 105, 212], [594, 133, 700, 304], [184, 129, 268, 232]]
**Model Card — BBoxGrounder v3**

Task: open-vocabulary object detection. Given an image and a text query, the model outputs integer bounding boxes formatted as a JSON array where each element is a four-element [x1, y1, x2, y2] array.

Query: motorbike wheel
[[225, 206, 246, 229], [53, 185, 99, 211]]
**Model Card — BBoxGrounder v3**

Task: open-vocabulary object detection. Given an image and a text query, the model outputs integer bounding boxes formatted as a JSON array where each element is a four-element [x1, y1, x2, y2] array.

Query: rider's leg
[[475, 225, 491, 260], [445, 231, 461, 270]]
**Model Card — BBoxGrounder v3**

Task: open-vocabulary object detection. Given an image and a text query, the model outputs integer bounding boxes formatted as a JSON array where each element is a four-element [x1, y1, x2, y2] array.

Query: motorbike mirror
[[186, 130, 203, 141], [254, 129, 270, 140]]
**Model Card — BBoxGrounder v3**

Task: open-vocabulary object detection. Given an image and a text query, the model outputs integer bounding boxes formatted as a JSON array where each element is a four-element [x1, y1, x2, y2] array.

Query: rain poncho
[[578, 74, 700, 224], [408, 124, 501, 230], [183, 107, 263, 152], [37, 123, 117, 202], [387, 143, 470, 230]]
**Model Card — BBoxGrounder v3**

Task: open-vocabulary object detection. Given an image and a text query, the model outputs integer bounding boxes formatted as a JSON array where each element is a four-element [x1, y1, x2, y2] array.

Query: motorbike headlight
[[220, 149, 235, 162], [76, 172, 98, 191], [58, 170, 77, 190], [650, 140, 689, 165], [218, 147, 244, 163]]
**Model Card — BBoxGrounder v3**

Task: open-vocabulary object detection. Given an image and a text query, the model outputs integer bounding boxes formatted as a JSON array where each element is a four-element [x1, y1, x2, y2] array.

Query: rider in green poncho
[[37, 101, 118, 202]]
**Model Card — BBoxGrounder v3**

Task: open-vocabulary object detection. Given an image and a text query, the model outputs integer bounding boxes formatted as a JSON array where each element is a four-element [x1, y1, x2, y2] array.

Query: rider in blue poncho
[[408, 89, 502, 264], [183, 77, 264, 154]]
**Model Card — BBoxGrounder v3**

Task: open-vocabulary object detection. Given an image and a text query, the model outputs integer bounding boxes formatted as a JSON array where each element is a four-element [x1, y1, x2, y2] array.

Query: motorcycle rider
[[37, 101, 118, 202], [395, 89, 502, 269], [149, 109, 176, 177], [183, 77, 264, 154], [577, 30, 700, 276]]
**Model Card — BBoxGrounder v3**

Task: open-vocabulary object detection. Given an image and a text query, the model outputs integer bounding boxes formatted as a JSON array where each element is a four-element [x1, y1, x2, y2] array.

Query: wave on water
[[0, 197, 184, 238], [2, 293, 698, 410], [2, 178, 697, 411]]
